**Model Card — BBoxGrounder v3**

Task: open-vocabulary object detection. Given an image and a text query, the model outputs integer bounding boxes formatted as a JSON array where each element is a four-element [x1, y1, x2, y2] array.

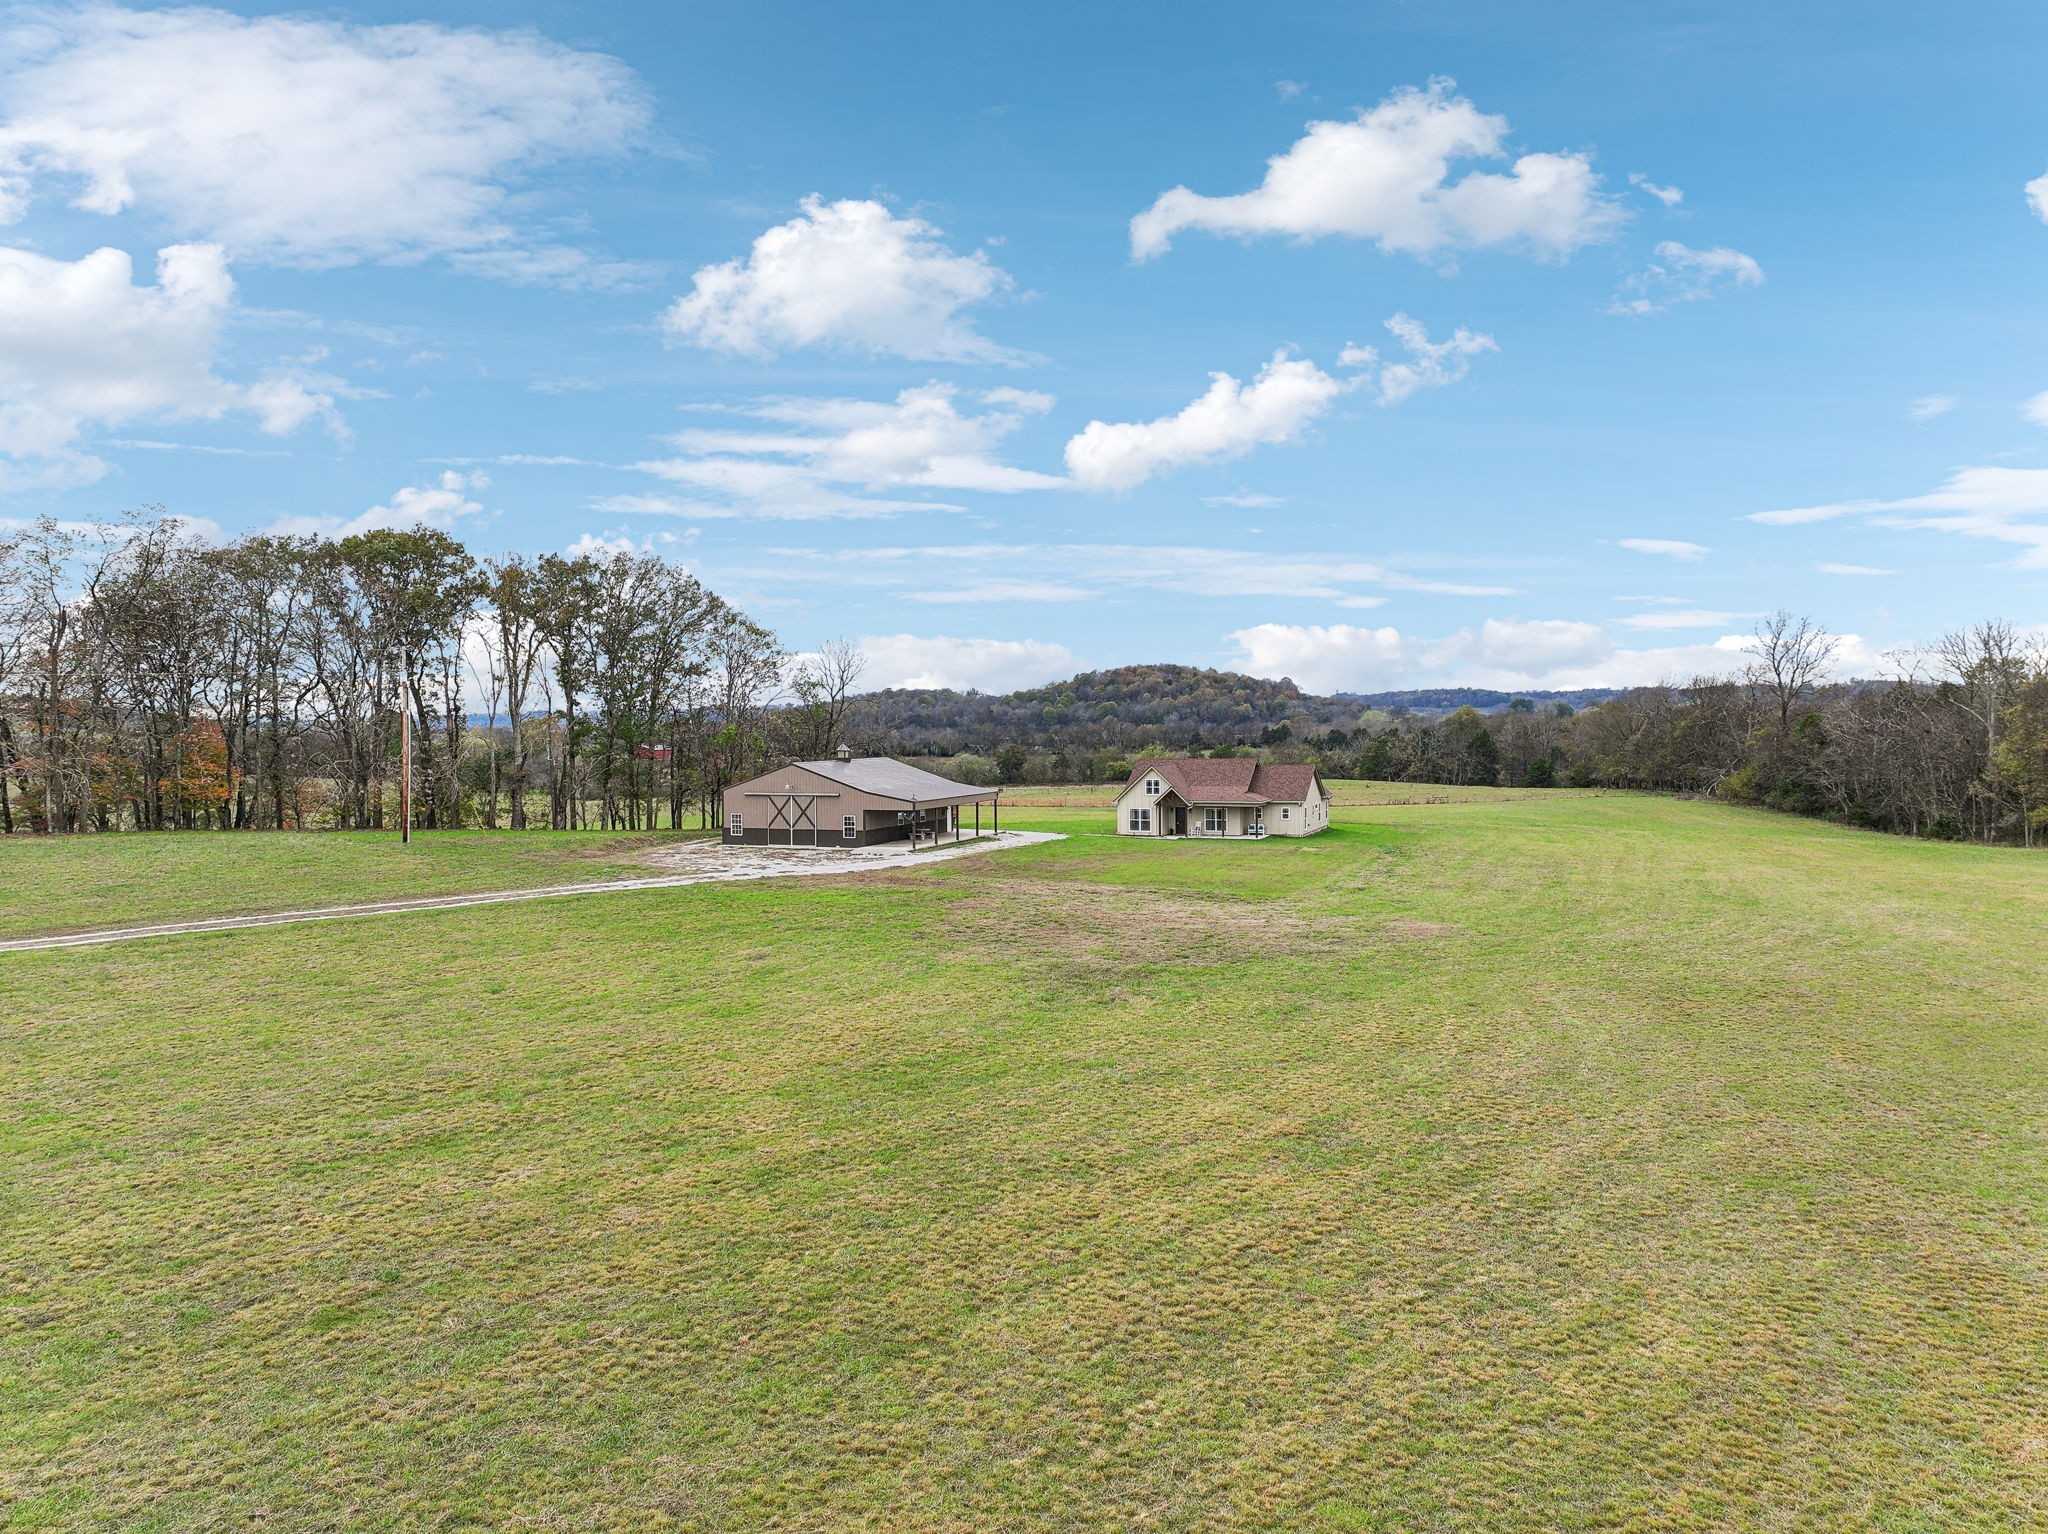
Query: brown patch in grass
[[841, 862, 1467, 968], [883, 868, 1415, 965], [1383, 918, 1461, 940], [1987, 1423, 2048, 1466]]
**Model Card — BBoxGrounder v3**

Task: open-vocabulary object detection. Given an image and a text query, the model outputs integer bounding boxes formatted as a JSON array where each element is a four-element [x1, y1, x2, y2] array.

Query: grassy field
[[0, 827, 707, 941], [4, 792, 2047, 1530]]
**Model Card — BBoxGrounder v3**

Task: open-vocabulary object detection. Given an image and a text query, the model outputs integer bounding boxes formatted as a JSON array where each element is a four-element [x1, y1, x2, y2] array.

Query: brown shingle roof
[[1127, 758, 1324, 806], [1247, 763, 1322, 803]]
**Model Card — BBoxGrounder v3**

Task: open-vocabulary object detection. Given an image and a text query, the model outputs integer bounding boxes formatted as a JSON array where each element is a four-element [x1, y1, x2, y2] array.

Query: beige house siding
[[1113, 774, 1168, 835], [1264, 780, 1331, 837]]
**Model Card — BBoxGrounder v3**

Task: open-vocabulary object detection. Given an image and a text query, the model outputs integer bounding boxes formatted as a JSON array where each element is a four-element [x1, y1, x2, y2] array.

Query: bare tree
[[784, 637, 868, 760], [1746, 610, 1838, 733], [1932, 620, 2026, 765]]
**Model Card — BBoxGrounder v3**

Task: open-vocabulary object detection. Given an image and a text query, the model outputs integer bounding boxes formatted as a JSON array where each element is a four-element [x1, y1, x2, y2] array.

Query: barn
[[722, 748, 1004, 848]]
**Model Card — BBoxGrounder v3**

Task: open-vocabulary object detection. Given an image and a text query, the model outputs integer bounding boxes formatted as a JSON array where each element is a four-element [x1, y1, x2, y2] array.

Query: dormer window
[[1144, 778, 1160, 796]]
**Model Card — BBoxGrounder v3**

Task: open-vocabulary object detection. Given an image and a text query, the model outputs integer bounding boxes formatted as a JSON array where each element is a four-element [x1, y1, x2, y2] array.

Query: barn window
[[727, 812, 743, 835], [1129, 807, 1151, 832], [842, 815, 856, 839]]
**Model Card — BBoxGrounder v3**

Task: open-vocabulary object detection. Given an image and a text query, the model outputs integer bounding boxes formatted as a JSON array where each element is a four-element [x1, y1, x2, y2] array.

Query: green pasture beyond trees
[[4, 793, 2046, 1531]]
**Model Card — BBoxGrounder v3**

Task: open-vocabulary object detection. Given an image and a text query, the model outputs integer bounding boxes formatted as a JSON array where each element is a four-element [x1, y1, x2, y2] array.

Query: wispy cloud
[[1616, 607, 1761, 630], [716, 540, 1518, 609], [1616, 537, 1711, 562], [1749, 465, 2048, 568], [626, 384, 1065, 520], [1609, 241, 1763, 316], [1628, 173, 1684, 208]]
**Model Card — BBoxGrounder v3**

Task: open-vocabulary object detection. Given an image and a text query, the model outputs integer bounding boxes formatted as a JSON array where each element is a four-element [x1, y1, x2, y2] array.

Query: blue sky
[[3, 0, 2046, 692]]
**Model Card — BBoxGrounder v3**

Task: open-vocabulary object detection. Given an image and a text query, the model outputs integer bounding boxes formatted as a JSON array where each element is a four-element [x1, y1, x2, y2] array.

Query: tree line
[[1185, 615, 2041, 847], [0, 512, 866, 834], [880, 619, 2047, 847], [5, 516, 2040, 848]]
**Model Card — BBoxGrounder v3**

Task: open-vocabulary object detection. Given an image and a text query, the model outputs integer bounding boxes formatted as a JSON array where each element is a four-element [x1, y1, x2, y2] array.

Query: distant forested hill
[[853, 664, 1342, 759], [1337, 686, 1624, 713], [848, 664, 1617, 770]]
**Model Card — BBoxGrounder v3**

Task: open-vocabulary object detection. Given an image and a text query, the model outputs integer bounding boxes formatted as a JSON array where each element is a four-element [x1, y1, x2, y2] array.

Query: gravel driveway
[[0, 831, 1065, 954]]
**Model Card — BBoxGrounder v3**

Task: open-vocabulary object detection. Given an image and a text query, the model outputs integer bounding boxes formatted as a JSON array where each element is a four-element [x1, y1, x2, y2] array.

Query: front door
[[1173, 806, 1187, 837]]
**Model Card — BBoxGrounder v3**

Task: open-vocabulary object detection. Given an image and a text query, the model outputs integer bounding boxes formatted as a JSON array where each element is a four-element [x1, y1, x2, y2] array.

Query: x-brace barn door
[[764, 792, 824, 846]]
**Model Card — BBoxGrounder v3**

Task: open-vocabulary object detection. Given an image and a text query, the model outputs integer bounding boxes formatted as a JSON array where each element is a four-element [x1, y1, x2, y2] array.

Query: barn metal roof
[[794, 756, 996, 803]]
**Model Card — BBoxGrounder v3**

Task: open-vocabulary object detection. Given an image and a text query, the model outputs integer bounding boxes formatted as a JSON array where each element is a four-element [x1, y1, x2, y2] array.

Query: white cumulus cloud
[[622, 384, 1065, 520], [1225, 621, 1413, 692], [1064, 351, 1350, 493], [1909, 393, 1957, 422], [663, 197, 1025, 362], [0, 4, 649, 278], [1609, 241, 1764, 316], [265, 470, 486, 539], [0, 241, 336, 485], [1129, 78, 1623, 263], [2020, 391, 2048, 427], [855, 633, 1076, 692]]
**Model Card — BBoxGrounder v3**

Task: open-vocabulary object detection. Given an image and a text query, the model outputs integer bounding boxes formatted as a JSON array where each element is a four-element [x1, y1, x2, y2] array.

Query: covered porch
[[1142, 790, 1269, 837], [1179, 800, 1267, 838], [897, 793, 1004, 850]]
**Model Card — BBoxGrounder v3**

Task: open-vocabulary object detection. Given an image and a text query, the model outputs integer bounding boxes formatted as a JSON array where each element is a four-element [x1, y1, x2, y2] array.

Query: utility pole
[[399, 647, 413, 845]]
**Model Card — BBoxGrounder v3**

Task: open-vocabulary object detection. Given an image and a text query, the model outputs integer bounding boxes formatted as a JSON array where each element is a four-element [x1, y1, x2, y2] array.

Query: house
[[1113, 758, 1331, 838], [722, 747, 1003, 848]]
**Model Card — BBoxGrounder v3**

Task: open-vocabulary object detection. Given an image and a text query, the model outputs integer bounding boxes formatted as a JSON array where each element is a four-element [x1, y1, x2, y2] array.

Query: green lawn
[[4, 795, 2047, 1531]]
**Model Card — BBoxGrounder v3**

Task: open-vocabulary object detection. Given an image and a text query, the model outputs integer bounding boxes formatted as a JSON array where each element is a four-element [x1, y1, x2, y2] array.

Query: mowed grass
[[0, 827, 707, 940], [3, 795, 2047, 1531]]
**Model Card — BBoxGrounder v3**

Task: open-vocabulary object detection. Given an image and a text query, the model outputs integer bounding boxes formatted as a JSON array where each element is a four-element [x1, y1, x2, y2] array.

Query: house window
[[1203, 807, 1226, 833], [727, 812, 743, 835], [1281, 807, 1291, 820], [842, 814, 856, 839], [1129, 807, 1151, 832], [1144, 777, 1160, 796]]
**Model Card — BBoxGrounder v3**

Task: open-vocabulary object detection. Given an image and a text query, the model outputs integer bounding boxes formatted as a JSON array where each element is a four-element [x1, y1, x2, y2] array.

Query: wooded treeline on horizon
[[3, 513, 2044, 845], [0, 513, 864, 835], [866, 621, 2048, 847]]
